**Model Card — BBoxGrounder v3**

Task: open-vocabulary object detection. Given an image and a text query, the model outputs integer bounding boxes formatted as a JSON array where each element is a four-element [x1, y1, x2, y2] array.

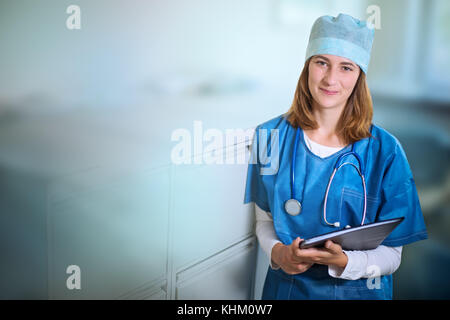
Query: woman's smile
[[319, 88, 339, 95]]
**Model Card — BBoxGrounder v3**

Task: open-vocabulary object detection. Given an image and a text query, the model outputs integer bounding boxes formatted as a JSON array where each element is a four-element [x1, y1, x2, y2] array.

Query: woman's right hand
[[271, 237, 314, 275]]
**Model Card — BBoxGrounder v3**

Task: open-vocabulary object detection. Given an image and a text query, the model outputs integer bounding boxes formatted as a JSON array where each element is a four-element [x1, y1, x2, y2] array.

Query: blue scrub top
[[244, 113, 428, 300]]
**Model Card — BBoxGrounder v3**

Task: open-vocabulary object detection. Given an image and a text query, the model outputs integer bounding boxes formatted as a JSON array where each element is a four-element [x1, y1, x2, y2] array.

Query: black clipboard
[[299, 217, 405, 250]]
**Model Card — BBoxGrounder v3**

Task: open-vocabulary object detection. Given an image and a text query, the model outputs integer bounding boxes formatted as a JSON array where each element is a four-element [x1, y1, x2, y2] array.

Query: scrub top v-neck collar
[[297, 127, 352, 161], [287, 127, 353, 218]]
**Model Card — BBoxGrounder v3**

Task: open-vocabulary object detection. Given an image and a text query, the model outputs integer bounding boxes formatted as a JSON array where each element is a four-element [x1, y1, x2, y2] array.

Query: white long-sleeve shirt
[[254, 132, 402, 280]]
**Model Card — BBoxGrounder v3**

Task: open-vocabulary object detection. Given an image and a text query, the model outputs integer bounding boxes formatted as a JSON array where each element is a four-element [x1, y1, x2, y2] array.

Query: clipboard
[[299, 217, 405, 250]]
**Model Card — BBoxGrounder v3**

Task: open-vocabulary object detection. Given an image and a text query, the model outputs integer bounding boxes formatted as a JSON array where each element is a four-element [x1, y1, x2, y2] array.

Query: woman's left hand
[[295, 240, 348, 269]]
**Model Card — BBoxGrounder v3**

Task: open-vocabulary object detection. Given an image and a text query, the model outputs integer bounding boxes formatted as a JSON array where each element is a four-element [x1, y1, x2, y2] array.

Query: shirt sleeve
[[243, 126, 271, 212], [255, 204, 282, 270], [377, 143, 428, 246], [328, 246, 403, 280]]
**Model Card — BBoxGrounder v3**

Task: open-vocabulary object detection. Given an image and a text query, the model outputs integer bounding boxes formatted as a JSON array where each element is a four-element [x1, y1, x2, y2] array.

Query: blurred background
[[0, 0, 448, 299]]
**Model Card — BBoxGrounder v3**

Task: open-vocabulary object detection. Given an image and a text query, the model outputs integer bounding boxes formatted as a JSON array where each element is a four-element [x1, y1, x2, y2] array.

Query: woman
[[244, 13, 427, 300]]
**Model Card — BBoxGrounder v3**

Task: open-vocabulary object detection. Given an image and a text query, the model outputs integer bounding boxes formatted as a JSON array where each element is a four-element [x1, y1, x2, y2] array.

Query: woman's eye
[[316, 61, 327, 66], [343, 66, 353, 71]]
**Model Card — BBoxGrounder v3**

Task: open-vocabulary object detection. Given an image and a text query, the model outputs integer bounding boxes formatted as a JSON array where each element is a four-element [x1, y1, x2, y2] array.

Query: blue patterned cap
[[305, 13, 375, 74]]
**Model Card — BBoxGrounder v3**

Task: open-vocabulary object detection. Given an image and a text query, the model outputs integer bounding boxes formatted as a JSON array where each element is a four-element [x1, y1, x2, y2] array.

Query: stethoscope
[[284, 127, 367, 228]]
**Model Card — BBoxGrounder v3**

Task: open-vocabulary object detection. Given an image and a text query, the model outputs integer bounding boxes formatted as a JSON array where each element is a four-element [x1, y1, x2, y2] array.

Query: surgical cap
[[305, 13, 375, 74]]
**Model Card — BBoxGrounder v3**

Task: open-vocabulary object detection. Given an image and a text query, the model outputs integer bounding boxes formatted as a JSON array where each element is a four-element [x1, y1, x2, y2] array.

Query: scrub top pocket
[[339, 188, 380, 227]]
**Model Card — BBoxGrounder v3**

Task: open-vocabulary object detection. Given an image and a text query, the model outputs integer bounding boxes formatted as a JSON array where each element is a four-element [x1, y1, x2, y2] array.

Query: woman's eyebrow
[[315, 55, 356, 67], [340, 62, 356, 67]]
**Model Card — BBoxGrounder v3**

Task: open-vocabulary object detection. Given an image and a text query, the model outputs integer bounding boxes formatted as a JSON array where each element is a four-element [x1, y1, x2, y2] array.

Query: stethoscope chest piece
[[285, 199, 302, 216]]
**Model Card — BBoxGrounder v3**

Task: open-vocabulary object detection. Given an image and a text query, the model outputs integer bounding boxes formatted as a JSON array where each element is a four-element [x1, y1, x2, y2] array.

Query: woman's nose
[[322, 68, 338, 86]]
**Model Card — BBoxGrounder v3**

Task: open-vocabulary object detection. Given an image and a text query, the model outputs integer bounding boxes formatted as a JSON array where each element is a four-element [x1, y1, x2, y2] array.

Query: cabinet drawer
[[176, 237, 256, 299], [172, 141, 254, 269]]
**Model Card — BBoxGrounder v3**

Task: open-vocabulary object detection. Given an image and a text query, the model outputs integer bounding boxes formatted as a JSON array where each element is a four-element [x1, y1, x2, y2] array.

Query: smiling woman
[[244, 13, 428, 300]]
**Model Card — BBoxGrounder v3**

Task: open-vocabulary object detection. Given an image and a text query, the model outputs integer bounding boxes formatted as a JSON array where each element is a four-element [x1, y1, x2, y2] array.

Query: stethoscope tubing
[[288, 127, 367, 227], [290, 127, 301, 199], [323, 162, 367, 227]]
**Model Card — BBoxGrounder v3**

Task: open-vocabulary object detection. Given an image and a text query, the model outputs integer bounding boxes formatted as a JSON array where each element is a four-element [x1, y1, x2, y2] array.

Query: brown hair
[[285, 57, 373, 145]]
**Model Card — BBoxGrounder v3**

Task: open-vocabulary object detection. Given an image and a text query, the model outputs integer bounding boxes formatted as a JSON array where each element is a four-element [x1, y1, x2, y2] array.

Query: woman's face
[[308, 54, 361, 111]]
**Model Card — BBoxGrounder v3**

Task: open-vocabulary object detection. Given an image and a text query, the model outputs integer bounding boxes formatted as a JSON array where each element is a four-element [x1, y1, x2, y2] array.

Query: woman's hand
[[271, 237, 314, 275], [296, 240, 348, 269]]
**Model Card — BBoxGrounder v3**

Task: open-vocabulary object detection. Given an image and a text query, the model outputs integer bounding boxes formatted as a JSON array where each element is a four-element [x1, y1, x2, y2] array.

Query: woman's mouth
[[320, 88, 339, 95]]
